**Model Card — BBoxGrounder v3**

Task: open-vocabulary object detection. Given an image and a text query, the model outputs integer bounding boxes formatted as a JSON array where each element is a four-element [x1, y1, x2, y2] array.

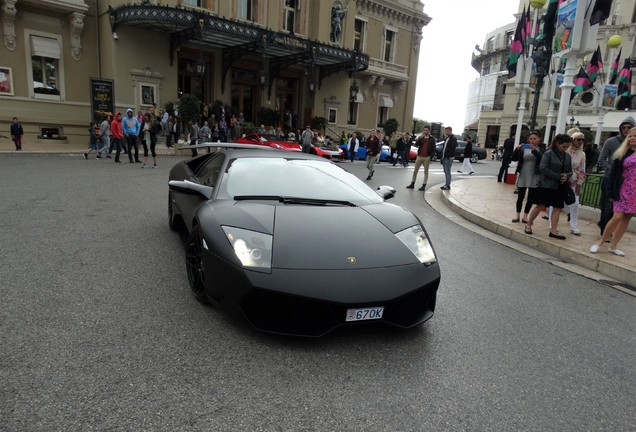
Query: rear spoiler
[[178, 142, 276, 151]]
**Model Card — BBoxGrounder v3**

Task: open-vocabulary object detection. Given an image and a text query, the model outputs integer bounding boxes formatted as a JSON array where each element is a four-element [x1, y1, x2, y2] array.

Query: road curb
[[437, 181, 636, 288]]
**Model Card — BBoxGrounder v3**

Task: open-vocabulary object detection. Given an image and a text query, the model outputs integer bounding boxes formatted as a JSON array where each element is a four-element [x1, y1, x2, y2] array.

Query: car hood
[[272, 206, 419, 270]]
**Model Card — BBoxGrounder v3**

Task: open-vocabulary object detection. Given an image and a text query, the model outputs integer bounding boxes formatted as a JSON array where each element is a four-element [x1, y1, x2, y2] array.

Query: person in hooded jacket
[[597, 116, 635, 235], [122, 108, 141, 163]]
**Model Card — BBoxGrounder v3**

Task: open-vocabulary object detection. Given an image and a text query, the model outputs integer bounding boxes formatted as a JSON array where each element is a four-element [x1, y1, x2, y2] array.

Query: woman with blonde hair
[[590, 128, 636, 256]]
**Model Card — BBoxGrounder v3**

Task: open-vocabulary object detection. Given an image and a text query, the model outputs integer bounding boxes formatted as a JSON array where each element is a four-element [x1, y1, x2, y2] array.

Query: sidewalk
[[435, 178, 636, 288], [0, 136, 181, 156]]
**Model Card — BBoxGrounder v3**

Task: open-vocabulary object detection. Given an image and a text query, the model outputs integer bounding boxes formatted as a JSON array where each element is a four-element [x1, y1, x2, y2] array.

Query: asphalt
[[2, 137, 634, 289]]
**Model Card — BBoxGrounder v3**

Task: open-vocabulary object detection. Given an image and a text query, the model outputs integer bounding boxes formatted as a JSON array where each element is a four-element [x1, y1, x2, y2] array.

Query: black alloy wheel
[[471, 154, 479, 164], [186, 225, 209, 304]]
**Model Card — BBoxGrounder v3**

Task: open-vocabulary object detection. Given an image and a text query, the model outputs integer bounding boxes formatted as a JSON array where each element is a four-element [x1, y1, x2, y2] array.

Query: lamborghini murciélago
[[168, 144, 440, 337]]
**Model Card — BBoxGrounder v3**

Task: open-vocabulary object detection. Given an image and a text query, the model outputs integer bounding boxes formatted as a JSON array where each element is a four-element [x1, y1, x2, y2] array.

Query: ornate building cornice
[[1, 0, 17, 51], [355, 0, 430, 31]]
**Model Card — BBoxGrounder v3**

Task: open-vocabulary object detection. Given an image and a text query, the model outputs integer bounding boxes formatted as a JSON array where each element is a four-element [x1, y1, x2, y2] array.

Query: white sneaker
[[590, 245, 600, 253], [570, 228, 581, 235], [609, 248, 625, 257]]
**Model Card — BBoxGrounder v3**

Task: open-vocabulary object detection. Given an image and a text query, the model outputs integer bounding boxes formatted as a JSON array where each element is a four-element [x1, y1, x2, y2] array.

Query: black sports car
[[168, 144, 440, 337]]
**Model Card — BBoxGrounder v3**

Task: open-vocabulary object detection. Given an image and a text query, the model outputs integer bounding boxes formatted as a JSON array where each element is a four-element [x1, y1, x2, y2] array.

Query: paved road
[[1, 155, 634, 431]]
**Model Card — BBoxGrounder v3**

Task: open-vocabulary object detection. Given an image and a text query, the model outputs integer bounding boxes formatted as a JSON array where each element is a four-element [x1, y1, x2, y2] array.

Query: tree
[[412, 118, 429, 134], [383, 118, 399, 136], [310, 116, 328, 131], [179, 94, 201, 124], [257, 107, 279, 126], [241, 122, 256, 134]]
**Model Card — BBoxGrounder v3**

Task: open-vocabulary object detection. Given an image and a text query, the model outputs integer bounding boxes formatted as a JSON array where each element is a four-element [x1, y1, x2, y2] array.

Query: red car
[[234, 133, 301, 152], [311, 139, 344, 161]]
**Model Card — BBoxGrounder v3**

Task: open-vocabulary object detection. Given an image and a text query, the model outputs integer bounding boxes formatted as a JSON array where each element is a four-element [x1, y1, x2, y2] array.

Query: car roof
[[222, 148, 329, 161]]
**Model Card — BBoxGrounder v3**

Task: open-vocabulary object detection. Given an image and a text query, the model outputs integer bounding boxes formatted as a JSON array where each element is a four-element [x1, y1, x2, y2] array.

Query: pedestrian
[[188, 119, 199, 158], [83, 122, 100, 159], [301, 125, 314, 153], [565, 131, 586, 235], [200, 121, 210, 144], [276, 127, 285, 141], [341, 131, 347, 146], [212, 126, 220, 142], [219, 116, 228, 142], [407, 126, 436, 190], [590, 127, 636, 257], [511, 130, 543, 223], [161, 109, 169, 135], [141, 113, 158, 168], [389, 131, 398, 160], [524, 134, 573, 239], [98, 115, 112, 158], [440, 127, 457, 190], [165, 115, 175, 148], [232, 120, 241, 143], [393, 133, 407, 167], [257, 124, 266, 134], [10, 117, 23, 151], [122, 109, 141, 163], [457, 136, 475, 174], [237, 112, 245, 124], [597, 116, 635, 235], [497, 132, 515, 182], [110, 112, 124, 164], [347, 132, 359, 162], [365, 129, 381, 180]]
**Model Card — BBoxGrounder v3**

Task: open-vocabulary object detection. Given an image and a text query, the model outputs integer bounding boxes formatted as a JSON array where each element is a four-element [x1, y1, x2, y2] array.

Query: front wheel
[[471, 154, 479, 163], [186, 225, 209, 304]]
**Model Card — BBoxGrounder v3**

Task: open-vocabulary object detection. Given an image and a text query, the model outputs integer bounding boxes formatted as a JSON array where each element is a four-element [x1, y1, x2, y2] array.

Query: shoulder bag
[[559, 154, 576, 205]]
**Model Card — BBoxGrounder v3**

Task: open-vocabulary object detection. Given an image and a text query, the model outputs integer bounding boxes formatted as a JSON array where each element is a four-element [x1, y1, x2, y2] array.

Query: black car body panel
[[168, 148, 441, 336], [433, 141, 487, 162]]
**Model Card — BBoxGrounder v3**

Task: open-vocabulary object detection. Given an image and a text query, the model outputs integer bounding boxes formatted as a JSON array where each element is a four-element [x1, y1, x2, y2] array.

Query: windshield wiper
[[234, 195, 356, 207], [280, 196, 357, 207]]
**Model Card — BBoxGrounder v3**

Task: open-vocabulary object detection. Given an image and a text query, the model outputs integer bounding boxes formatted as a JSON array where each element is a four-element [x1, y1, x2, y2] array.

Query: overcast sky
[[413, 0, 519, 130]]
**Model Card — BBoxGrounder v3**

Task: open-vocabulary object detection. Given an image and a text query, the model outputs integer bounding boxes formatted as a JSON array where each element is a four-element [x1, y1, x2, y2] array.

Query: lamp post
[[529, 47, 550, 131], [258, 65, 267, 91], [412, 119, 418, 135], [349, 80, 359, 103], [567, 116, 580, 129]]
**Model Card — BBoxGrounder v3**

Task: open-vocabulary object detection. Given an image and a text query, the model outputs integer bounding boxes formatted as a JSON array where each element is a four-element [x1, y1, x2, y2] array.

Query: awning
[[379, 96, 394, 108], [355, 93, 364, 103], [568, 111, 636, 131], [31, 36, 60, 59]]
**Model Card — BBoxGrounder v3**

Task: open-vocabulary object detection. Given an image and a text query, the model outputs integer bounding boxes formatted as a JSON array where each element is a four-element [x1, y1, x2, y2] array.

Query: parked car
[[311, 140, 344, 161], [168, 144, 440, 336], [431, 140, 487, 163], [234, 133, 301, 152], [339, 142, 393, 162]]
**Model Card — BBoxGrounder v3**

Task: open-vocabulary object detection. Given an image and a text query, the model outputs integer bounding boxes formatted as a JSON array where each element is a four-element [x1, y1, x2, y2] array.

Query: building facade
[[0, 0, 429, 145], [468, 0, 636, 147]]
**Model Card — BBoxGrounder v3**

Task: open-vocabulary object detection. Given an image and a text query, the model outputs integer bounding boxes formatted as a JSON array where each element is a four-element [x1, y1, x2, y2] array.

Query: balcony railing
[[367, 58, 408, 76], [481, 103, 504, 111]]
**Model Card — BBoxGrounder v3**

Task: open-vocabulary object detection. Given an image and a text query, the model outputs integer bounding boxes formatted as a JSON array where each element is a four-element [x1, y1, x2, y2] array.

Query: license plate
[[345, 307, 384, 322]]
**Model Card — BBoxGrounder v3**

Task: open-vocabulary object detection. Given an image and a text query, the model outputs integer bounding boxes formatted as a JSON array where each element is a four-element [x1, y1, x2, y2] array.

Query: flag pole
[[555, 53, 576, 134], [594, 36, 621, 145], [514, 7, 541, 147]]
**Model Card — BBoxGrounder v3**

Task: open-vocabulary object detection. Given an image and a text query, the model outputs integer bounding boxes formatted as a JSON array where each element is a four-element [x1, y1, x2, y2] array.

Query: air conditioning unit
[[612, 15, 621, 25]]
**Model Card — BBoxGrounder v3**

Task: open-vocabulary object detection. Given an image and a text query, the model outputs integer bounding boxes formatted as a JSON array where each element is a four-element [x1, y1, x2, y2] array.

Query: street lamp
[[258, 65, 267, 90], [568, 116, 580, 128], [308, 70, 316, 96], [412, 118, 418, 135], [349, 80, 359, 102]]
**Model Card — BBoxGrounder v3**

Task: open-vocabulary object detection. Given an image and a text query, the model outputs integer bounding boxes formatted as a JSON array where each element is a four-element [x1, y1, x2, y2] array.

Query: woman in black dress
[[524, 134, 573, 239]]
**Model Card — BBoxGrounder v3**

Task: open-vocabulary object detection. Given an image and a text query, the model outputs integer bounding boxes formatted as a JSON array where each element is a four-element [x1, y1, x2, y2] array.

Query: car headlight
[[222, 226, 273, 270], [395, 225, 436, 266]]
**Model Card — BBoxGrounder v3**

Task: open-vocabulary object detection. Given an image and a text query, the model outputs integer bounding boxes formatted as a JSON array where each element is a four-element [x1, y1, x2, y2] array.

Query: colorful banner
[[602, 84, 617, 108], [554, 74, 564, 101], [554, 0, 577, 55]]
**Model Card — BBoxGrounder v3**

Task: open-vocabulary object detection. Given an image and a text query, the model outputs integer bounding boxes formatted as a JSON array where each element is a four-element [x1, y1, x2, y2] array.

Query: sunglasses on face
[[621, 125, 632, 130], [575, 138, 584, 141]]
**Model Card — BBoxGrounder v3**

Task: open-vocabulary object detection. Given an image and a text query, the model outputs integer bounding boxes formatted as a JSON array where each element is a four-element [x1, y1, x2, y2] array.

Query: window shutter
[[31, 36, 61, 59]]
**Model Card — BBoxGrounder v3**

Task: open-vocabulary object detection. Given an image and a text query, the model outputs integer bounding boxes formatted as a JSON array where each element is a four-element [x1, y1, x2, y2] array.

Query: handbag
[[559, 154, 576, 205]]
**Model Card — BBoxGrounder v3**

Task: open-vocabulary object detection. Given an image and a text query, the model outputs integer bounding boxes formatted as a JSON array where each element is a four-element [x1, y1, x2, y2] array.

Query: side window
[[197, 154, 226, 187]]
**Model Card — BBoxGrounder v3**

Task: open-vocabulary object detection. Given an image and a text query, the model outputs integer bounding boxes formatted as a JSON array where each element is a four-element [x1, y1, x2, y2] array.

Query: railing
[[580, 174, 603, 209], [481, 103, 504, 111]]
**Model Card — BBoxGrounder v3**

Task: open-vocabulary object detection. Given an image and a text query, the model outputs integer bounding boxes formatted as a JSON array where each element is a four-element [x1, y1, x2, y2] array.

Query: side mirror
[[376, 185, 396, 200], [169, 180, 213, 200]]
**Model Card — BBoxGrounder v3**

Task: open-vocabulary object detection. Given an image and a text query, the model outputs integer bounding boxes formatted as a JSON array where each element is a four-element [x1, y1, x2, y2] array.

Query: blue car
[[339, 143, 393, 161]]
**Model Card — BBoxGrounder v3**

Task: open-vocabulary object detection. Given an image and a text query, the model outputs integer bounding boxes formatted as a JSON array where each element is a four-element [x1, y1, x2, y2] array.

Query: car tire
[[186, 224, 209, 304], [168, 193, 176, 232], [471, 154, 479, 163]]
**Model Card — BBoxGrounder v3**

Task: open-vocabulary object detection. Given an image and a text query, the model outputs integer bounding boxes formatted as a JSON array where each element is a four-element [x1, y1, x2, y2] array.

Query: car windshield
[[217, 158, 383, 205]]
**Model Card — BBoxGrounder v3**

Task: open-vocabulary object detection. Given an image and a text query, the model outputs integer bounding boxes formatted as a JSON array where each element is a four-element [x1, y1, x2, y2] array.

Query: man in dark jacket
[[597, 116, 635, 235], [497, 133, 516, 182], [458, 135, 475, 174], [393, 133, 408, 167], [365, 130, 381, 180], [440, 127, 457, 190], [10, 117, 23, 151], [407, 126, 436, 190]]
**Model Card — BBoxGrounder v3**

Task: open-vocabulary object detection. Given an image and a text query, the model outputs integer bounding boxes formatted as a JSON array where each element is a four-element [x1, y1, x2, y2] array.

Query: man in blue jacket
[[10, 117, 23, 151], [122, 108, 141, 163]]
